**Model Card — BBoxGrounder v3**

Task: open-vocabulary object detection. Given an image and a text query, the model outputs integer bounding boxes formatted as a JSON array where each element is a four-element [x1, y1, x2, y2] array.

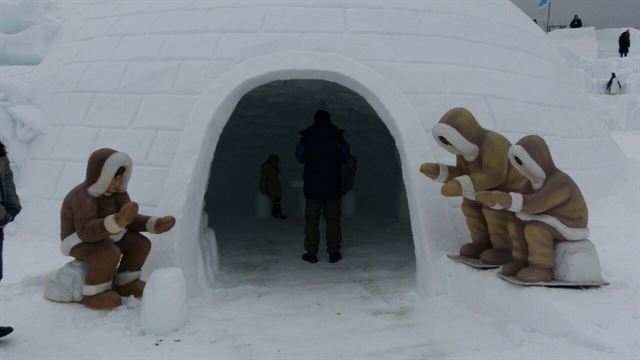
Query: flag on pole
[[539, 0, 549, 8]]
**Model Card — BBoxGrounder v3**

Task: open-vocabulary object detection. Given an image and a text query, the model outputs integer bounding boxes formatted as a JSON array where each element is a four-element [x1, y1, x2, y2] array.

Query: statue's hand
[[419, 163, 440, 180], [154, 216, 176, 234], [441, 180, 462, 197], [476, 191, 511, 209], [115, 202, 139, 227]]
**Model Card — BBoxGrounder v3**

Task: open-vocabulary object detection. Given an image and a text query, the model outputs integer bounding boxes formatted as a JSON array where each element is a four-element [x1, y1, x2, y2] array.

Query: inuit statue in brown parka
[[420, 108, 528, 265], [60, 148, 175, 310], [476, 135, 589, 282]]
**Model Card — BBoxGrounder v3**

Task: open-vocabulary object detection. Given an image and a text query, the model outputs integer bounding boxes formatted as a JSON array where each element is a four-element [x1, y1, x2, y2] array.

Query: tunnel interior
[[203, 80, 415, 282]]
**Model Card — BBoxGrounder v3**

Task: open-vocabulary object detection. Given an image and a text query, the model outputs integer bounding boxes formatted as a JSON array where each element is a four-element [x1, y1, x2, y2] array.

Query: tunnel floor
[[211, 214, 415, 288]]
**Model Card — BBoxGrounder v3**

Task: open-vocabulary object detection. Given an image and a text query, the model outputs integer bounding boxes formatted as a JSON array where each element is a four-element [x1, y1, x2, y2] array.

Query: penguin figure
[[606, 72, 622, 95]]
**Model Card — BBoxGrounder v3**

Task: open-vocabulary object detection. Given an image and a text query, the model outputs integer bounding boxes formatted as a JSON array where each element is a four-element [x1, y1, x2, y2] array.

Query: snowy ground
[[1, 133, 638, 359]]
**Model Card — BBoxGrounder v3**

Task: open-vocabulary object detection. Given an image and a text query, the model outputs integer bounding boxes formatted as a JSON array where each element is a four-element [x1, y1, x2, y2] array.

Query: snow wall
[[14, 1, 628, 302]]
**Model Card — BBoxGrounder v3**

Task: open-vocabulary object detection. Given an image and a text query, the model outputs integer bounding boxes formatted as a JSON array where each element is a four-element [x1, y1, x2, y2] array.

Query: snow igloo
[[20, 0, 625, 296]]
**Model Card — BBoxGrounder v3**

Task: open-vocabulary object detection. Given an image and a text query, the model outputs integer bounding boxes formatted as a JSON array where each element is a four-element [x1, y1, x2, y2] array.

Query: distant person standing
[[295, 110, 350, 264], [606, 73, 622, 95], [569, 14, 582, 28], [0, 141, 21, 338], [619, 29, 631, 58], [259, 154, 287, 219]]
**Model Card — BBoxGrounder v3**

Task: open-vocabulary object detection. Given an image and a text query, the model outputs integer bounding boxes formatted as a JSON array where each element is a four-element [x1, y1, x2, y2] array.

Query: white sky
[[510, 0, 640, 29]]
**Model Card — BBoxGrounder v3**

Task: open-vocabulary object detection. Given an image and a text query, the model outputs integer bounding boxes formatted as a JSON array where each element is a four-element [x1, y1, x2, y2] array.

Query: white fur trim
[[516, 212, 589, 240], [104, 214, 124, 234], [87, 152, 132, 197], [146, 217, 159, 233], [509, 192, 524, 212], [109, 229, 127, 242], [434, 163, 449, 183], [82, 281, 112, 296], [60, 232, 83, 256], [508, 145, 546, 190], [115, 271, 141, 286], [432, 123, 479, 161], [455, 175, 476, 200], [490, 204, 505, 210]]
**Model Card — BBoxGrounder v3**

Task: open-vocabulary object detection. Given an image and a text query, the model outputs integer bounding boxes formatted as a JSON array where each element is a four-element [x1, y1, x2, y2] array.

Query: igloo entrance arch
[[155, 52, 451, 296], [205, 79, 414, 285]]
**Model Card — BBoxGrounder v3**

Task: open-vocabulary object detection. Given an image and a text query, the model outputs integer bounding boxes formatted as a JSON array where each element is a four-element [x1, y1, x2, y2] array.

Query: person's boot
[[115, 280, 146, 298], [82, 290, 122, 310], [0, 326, 13, 338], [501, 261, 527, 276], [459, 242, 491, 258], [302, 253, 318, 263], [272, 201, 287, 220], [480, 248, 512, 265], [516, 266, 553, 282], [329, 252, 342, 263]]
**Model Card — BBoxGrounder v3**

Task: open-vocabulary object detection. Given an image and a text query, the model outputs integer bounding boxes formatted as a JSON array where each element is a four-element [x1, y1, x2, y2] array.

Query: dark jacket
[[569, 18, 582, 28], [619, 33, 631, 52], [295, 121, 350, 200], [0, 156, 21, 227]]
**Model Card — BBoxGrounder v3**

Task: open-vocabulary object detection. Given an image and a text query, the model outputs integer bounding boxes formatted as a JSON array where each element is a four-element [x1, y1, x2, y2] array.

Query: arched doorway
[[204, 80, 414, 285], [155, 52, 449, 296]]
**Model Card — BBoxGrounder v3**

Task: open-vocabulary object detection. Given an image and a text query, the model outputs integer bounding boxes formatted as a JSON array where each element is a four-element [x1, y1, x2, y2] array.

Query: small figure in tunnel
[[606, 72, 622, 95], [260, 154, 287, 220], [295, 110, 350, 264]]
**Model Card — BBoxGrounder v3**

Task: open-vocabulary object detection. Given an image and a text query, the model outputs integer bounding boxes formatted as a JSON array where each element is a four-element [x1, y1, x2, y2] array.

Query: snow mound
[[141, 267, 189, 336]]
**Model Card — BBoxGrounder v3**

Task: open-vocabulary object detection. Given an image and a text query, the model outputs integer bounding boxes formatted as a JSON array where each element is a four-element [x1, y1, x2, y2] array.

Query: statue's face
[[107, 175, 123, 193]]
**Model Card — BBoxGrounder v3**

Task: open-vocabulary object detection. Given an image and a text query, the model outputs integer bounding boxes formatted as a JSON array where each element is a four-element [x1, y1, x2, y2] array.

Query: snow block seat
[[554, 239, 604, 283], [44, 260, 88, 303]]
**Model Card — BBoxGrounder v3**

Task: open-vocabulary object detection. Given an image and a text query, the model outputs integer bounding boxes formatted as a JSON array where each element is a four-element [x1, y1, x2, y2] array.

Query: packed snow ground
[[1, 133, 638, 359]]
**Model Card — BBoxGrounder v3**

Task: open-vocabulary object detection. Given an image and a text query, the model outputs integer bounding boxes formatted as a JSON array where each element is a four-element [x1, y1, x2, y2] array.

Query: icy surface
[[140, 268, 189, 336]]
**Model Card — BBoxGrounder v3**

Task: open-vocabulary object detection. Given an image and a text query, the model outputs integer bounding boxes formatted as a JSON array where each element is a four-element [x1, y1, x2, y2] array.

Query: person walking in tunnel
[[260, 154, 287, 219], [0, 141, 21, 338], [295, 110, 350, 264]]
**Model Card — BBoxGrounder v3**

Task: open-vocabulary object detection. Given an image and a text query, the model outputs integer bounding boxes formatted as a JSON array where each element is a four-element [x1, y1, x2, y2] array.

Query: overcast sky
[[510, 0, 640, 29]]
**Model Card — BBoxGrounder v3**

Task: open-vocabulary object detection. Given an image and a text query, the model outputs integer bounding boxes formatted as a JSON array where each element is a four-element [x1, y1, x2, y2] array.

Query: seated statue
[[56, 148, 175, 310]]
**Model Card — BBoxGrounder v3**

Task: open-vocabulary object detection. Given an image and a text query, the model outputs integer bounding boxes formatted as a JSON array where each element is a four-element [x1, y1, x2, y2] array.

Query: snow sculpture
[[476, 135, 603, 284], [55, 148, 176, 310], [420, 108, 528, 265], [141, 268, 188, 336], [0, 0, 60, 66]]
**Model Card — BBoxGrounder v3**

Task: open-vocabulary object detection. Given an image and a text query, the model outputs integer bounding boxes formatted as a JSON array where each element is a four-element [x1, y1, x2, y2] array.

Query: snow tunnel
[[203, 80, 415, 285]]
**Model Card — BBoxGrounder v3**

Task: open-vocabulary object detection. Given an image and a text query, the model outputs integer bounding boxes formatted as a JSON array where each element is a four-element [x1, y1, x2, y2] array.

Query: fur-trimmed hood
[[431, 107, 482, 161], [85, 148, 132, 197], [508, 135, 555, 190]]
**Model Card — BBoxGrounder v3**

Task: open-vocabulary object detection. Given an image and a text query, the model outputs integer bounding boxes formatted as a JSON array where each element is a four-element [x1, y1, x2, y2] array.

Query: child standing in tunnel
[[260, 154, 287, 219]]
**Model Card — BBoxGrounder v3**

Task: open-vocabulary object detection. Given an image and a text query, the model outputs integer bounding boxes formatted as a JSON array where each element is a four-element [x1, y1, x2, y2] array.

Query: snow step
[[446, 254, 500, 269], [497, 273, 609, 288]]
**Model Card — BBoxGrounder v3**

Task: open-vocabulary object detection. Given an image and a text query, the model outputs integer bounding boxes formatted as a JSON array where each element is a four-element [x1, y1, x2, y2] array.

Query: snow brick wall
[[21, 0, 626, 296]]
